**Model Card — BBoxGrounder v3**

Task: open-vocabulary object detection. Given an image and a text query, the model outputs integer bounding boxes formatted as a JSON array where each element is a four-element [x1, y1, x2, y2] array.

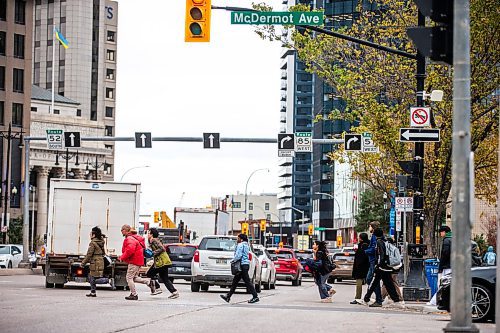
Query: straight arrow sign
[[399, 128, 440, 142], [135, 132, 152, 148]]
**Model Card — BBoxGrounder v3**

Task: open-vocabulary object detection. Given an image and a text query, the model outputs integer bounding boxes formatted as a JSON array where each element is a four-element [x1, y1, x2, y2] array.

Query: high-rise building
[[0, 0, 33, 241], [32, 0, 118, 179]]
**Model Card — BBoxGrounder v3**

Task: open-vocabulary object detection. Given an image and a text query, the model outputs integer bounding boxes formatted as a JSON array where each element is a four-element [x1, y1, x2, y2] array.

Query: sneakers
[[248, 297, 260, 304], [382, 298, 394, 306], [148, 280, 156, 294], [328, 289, 337, 296], [350, 300, 360, 305], [151, 288, 163, 296], [369, 302, 382, 307], [168, 291, 180, 299], [390, 301, 406, 309], [220, 294, 230, 303], [86, 292, 96, 297], [321, 297, 332, 303], [125, 293, 138, 300], [363, 297, 371, 304], [109, 278, 116, 291]]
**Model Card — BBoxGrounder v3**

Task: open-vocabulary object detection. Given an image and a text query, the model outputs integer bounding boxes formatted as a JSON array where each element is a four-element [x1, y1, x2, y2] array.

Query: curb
[[0, 268, 43, 276]]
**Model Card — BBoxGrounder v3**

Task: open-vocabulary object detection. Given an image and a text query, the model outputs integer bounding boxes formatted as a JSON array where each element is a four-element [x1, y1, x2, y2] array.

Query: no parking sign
[[410, 107, 430, 127]]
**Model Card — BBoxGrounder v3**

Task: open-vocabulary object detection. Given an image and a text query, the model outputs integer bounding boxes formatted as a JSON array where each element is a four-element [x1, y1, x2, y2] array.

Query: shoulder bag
[[231, 260, 242, 275]]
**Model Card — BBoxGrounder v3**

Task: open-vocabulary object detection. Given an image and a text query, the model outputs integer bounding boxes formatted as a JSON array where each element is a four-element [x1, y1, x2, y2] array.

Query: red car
[[268, 248, 302, 286]]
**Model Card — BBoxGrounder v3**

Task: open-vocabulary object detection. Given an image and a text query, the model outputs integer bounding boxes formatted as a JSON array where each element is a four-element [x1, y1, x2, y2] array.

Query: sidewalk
[[0, 267, 43, 276]]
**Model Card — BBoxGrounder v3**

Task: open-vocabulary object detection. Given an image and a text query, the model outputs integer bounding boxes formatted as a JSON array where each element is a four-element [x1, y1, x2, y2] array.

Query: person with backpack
[[146, 228, 179, 299], [483, 246, 496, 266], [381, 236, 403, 304], [119, 224, 155, 300], [350, 232, 370, 305], [81, 226, 112, 297], [363, 228, 402, 307], [364, 221, 383, 305], [312, 240, 336, 303]]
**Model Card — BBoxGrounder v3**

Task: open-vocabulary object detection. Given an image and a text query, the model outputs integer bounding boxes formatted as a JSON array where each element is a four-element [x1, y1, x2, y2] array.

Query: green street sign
[[315, 227, 326, 231], [231, 11, 324, 26]]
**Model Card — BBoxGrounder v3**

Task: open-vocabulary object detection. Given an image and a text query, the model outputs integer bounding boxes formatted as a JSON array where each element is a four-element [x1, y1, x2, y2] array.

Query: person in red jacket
[[119, 224, 155, 300]]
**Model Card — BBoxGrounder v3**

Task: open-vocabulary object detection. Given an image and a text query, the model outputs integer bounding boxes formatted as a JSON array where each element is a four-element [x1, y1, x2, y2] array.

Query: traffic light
[[278, 241, 284, 248], [178, 221, 185, 242], [336, 235, 342, 247], [185, 0, 211, 42], [407, 0, 454, 65], [154, 211, 159, 222], [308, 224, 314, 236], [397, 160, 423, 190], [260, 219, 266, 232], [241, 222, 249, 235]]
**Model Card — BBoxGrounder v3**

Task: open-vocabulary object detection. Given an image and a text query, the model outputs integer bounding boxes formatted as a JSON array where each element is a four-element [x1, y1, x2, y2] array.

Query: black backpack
[[325, 254, 336, 272]]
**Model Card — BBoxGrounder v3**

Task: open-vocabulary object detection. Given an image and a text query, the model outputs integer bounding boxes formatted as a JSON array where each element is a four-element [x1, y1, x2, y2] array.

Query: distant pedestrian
[[220, 234, 259, 304], [471, 241, 483, 267], [363, 228, 402, 307], [483, 246, 496, 266], [381, 236, 403, 304], [350, 232, 370, 305], [81, 226, 112, 297], [312, 240, 336, 303], [364, 221, 383, 305], [119, 224, 155, 300], [428, 225, 452, 306], [146, 228, 179, 299]]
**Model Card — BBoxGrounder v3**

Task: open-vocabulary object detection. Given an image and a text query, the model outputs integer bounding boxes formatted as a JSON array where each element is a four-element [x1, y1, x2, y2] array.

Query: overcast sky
[[114, 0, 284, 217]]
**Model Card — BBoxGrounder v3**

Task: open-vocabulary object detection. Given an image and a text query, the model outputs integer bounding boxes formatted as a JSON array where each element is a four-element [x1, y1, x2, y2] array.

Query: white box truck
[[174, 207, 229, 244], [44, 179, 140, 289]]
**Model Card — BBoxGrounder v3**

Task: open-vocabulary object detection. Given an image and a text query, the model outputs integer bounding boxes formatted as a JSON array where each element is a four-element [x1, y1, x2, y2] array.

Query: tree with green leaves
[[354, 189, 387, 232]]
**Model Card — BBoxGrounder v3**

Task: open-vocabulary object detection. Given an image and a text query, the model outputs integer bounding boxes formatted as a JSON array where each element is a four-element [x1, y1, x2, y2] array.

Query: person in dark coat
[[438, 225, 452, 273], [364, 221, 383, 305], [81, 226, 110, 297], [350, 232, 370, 305]]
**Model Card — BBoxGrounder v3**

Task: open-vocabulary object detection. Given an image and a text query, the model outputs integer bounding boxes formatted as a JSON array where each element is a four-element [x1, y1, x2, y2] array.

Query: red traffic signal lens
[[189, 22, 202, 36], [190, 7, 203, 20]]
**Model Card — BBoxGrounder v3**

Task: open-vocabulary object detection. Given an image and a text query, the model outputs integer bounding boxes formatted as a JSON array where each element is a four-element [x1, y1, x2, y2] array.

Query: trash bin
[[424, 258, 440, 297]]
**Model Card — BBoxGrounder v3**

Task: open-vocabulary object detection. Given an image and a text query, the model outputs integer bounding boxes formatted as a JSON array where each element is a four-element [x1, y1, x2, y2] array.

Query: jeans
[[365, 269, 400, 303], [147, 265, 177, 293], [89, 276, 109, 294], [366, 262, 382, 303], [227, 264, 257, 298], [315, 273, 332, 299], [126, 264, 150, 296]]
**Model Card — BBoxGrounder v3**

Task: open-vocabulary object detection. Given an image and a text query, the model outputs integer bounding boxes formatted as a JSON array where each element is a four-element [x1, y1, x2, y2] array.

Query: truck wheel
[[201, 284, 209, 291], [45, 281, 54, 288], [191, 282, 201, 292], [54, 283, 64, 289]]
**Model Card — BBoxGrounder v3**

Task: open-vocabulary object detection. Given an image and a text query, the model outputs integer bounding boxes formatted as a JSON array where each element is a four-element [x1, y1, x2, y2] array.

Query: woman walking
[[313, 240, 335, 303], [220, 234, 259, 304], [146, 228, 179, 299], [81, 226, 111, 297], [350, 233, 370, 305]]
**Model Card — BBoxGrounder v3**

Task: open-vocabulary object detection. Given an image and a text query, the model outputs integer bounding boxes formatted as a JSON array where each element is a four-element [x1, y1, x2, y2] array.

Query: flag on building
[[54, 27, 69, 49]]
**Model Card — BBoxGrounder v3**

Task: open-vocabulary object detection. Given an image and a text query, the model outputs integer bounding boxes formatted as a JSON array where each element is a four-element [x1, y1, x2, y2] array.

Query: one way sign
[[64, 131, 81, 148], [135, 132, 152, 148], [399, 128, 440, 142], [203, 133, 220, 149]]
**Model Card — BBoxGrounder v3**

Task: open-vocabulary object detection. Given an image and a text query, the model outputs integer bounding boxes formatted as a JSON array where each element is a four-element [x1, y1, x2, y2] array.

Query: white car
[[253, 245, 277, 290], [0, 244, 23, 268], [191, 235, 261, 293]]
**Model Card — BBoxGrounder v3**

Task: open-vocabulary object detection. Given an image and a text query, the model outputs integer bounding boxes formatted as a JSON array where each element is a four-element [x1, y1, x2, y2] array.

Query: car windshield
[[268, 250, 293, 259], [0, 246, 9, 254], [198, 238, 237, 252], [167, 245, 196, 259], [295, 251, 313, 260], [333, 254, 354, 262], [253, 248, 264, 256]]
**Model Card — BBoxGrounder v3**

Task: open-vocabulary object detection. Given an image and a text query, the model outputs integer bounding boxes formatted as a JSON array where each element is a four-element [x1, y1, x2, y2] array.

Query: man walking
[[364, 221, 383, 305], [428, 225, 452, 305], [119, 225, 155, 300]]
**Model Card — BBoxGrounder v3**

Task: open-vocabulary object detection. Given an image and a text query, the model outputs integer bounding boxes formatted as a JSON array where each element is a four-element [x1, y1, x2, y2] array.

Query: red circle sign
[[412, 108, 429, 125]]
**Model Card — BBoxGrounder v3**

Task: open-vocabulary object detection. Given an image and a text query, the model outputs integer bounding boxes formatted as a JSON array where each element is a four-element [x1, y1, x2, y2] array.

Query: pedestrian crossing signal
[[185, 0, 211, 42]]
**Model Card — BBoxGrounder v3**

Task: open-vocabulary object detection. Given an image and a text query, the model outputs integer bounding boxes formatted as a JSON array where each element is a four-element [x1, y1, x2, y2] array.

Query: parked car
[[0, 244, 23, 269], [165, 243, 198, 282], [268, 247, 302, 286], [437, 266, 496, 322], [328, 252, 355, 283], [294, 249, 314, 277], [191, 235, 261, 293], [253, 244, 277, 290]]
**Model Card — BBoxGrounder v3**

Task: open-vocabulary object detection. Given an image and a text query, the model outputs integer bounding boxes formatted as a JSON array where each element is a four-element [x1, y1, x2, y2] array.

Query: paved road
[[0, 275, 494, 333]]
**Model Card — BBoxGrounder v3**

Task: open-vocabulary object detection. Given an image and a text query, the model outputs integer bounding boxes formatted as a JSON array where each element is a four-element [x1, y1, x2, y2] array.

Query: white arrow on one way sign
[[346, 136, 359, 149]]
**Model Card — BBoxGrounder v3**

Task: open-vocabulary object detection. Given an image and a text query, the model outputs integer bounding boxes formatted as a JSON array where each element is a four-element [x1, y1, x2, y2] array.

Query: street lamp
[[54, 148, 79, 178], [291, 206, 305, 249], [244, 168, 270, 221], [119, 165, 151, 182], [85, 156, 107, 180]]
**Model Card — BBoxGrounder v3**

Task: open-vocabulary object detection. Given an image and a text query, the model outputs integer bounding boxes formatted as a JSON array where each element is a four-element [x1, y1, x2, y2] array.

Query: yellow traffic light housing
[[154, 211, 159, 222], [241, 222, 249, 235], [260, 219, 266, 232], [185, 0, 211, 42], [308, 224, 314, 236]]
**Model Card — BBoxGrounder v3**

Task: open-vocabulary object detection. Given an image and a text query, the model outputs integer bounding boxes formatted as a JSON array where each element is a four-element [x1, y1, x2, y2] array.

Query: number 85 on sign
[[295, 132, 312, 152]]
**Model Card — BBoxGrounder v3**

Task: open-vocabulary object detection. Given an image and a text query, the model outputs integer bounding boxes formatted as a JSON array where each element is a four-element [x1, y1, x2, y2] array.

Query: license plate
[[74, 277, 87, 283], [175, 267, 184, 272], [216, 259, 227, 264]]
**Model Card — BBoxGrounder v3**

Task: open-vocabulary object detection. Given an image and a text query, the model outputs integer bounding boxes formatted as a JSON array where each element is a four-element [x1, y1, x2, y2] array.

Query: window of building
[[248, 214, 253, 220], [107, 30, 116, 42], [0, 0, 6, 21], [31, 106, 37, 112], [266, 214, 271, 221], [106, 50, 115, 61], [106, 88, 114, 99], [90, 110, 97, 121], [232, 202, 241, 209], [106, 68, 115, 80], [14, 34, 25, 59], [76, 109, 81, 117], [0, 31, 6, 55], [265, 203, 270, 210], [104, 163, 113, 175], [105, 145, 113, 150], [14, 0, 26, 25], [53, 109, 60, 114], [13, 68, 24, 93], [105, 106, 113, 117], [0, 66, 4, 90], [105, 126, 113, 136], [12, 103, 23, 126], [249, 203, 253, 210], [0, 101, 4, 125]]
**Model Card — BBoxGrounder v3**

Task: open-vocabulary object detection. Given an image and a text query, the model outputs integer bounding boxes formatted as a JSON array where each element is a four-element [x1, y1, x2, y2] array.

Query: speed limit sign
[[46, 129, 63, 149], [295, 132, 312, 152]]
